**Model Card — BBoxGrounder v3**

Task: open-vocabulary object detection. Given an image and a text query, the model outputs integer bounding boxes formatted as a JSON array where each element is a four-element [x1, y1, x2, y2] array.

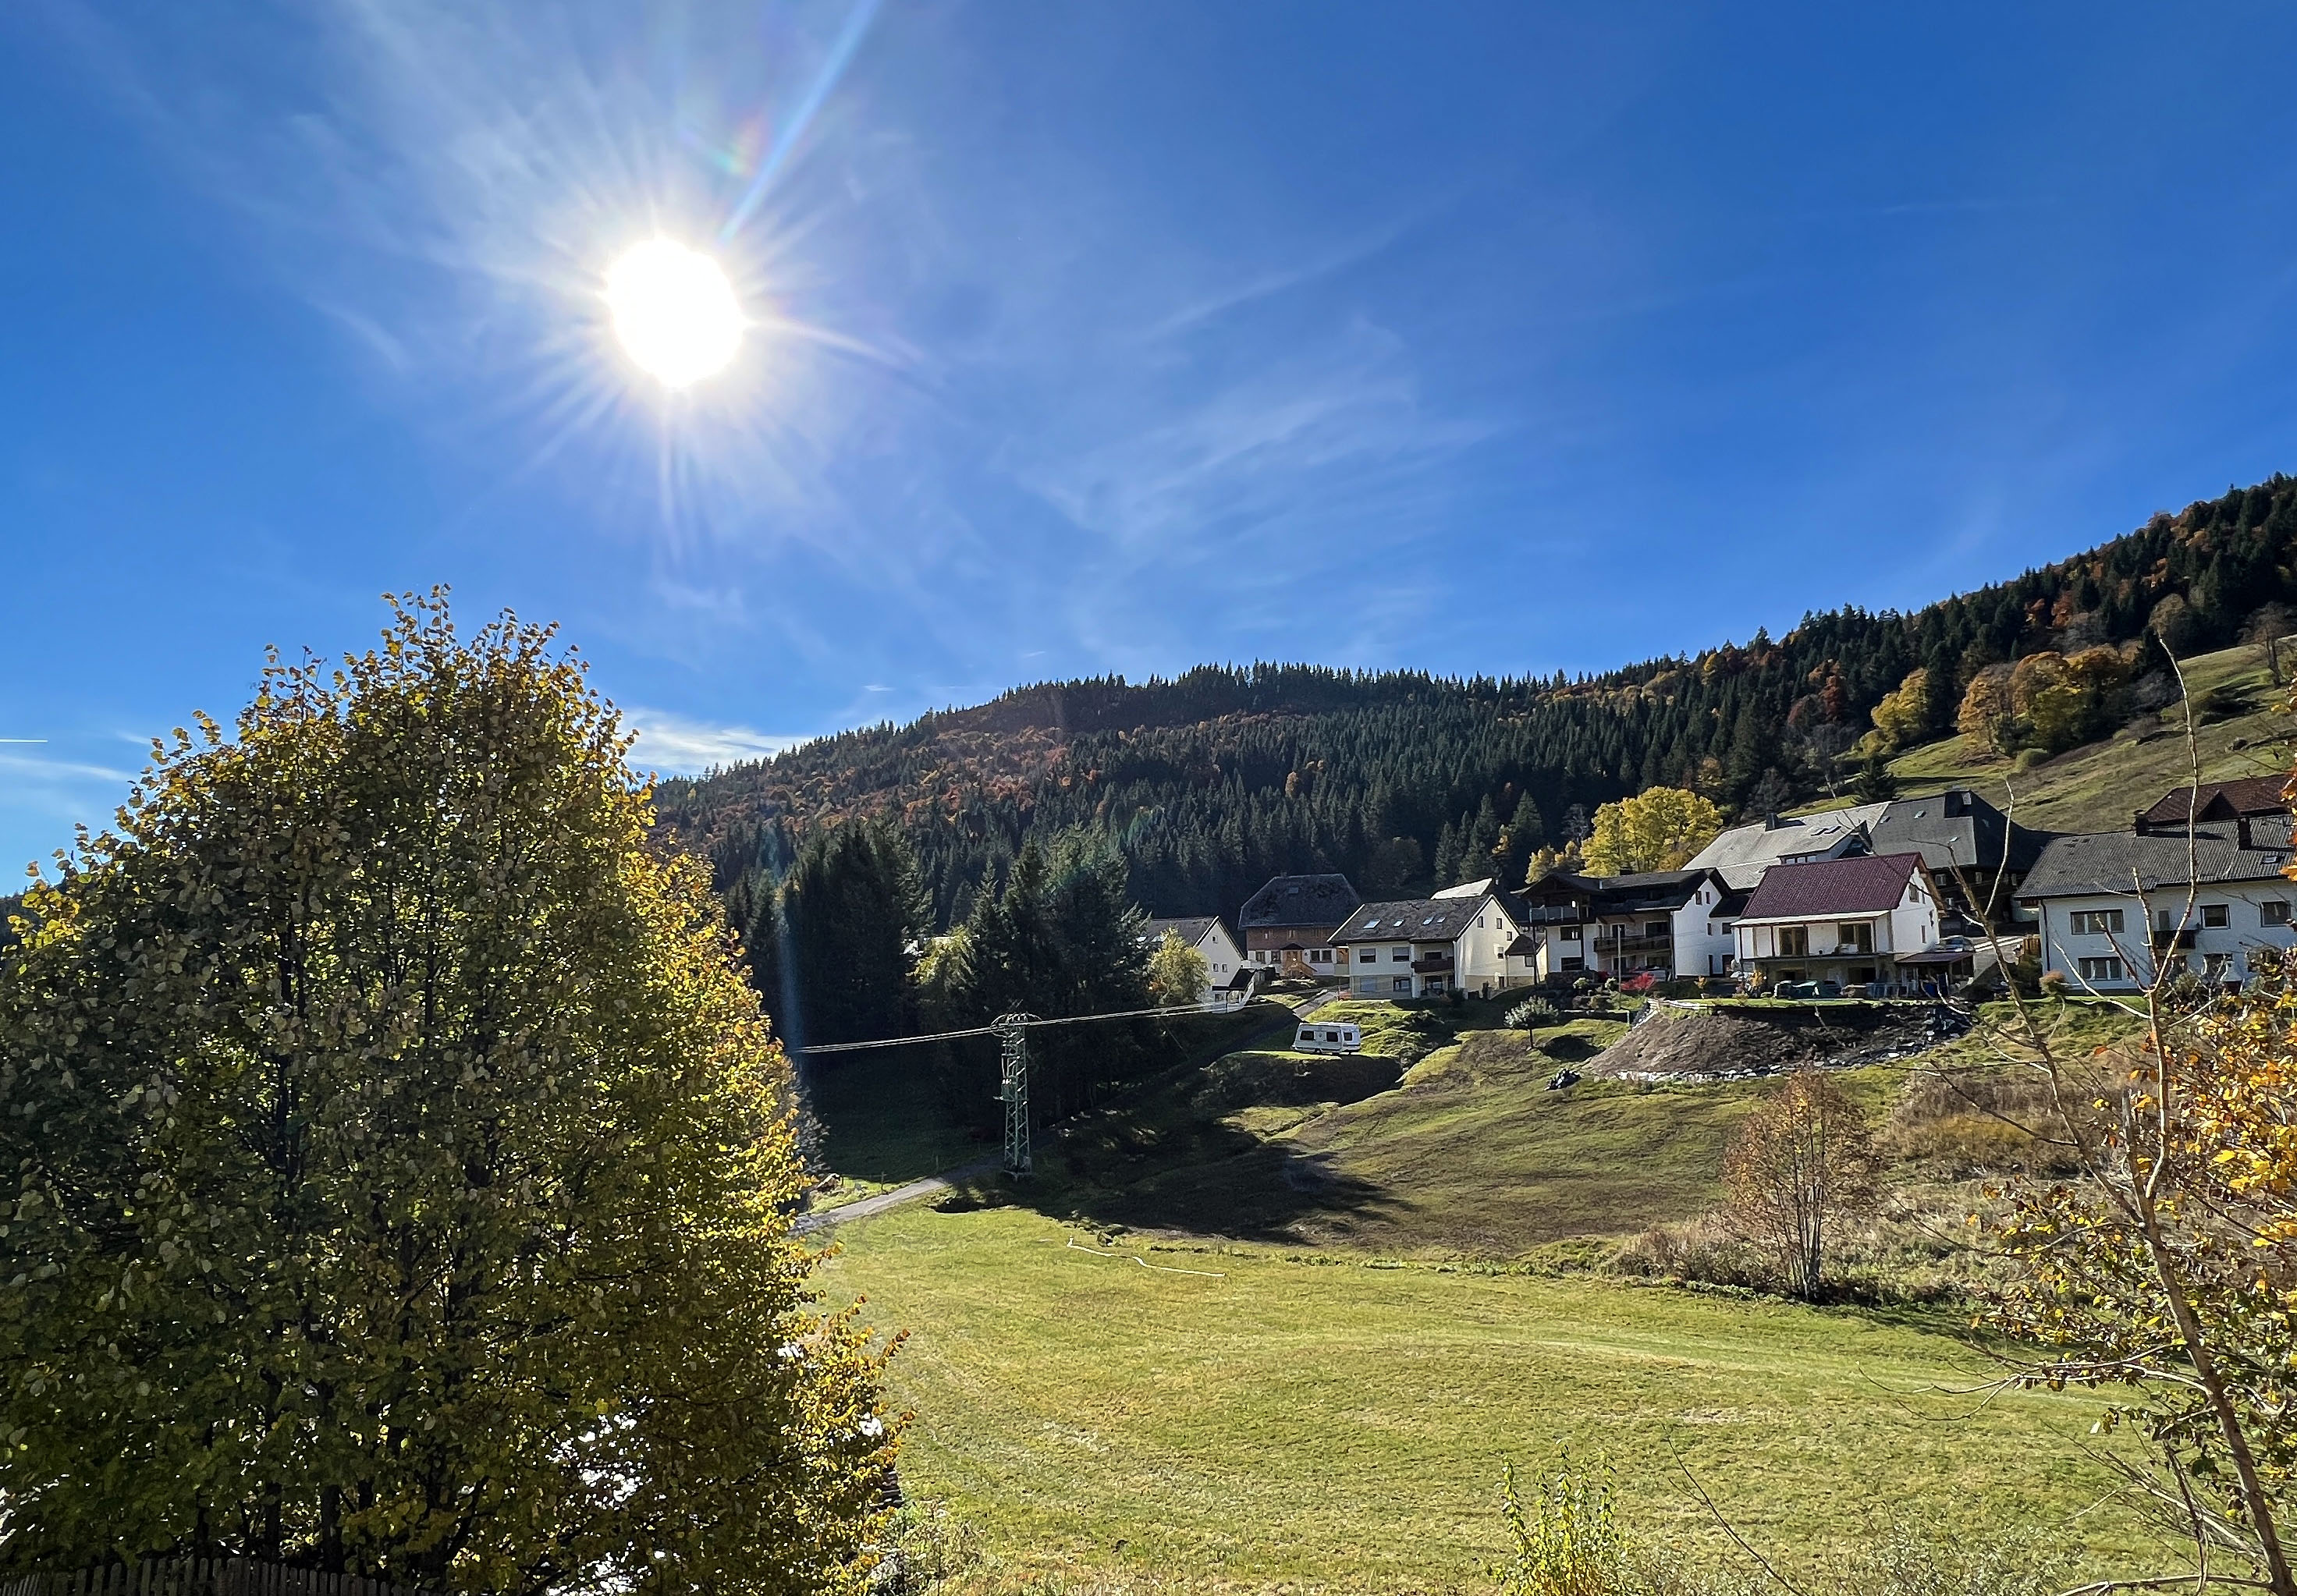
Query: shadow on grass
[[937, 1059, 1404, 1243]]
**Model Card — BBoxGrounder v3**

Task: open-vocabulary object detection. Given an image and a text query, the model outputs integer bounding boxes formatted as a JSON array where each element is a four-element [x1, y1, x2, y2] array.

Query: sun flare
[[605, 239, 744, 388]]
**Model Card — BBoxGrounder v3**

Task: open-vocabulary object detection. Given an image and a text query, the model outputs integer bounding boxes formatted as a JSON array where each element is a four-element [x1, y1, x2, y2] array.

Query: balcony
[[1593, 931, 1672, 952], [1411, 953, 1454, 974], [2152, 927, 2200, 954]]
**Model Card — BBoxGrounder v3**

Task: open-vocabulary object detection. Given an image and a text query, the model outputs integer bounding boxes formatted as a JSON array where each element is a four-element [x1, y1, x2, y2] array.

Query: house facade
[[2017, 815, 2297, 991], [1141, 915, 1253, 1009], [1516, 867, 1735, 981], [1329, 888, 1530, 998], [1688, 789, 2045, 925], [1731, 852, 1950, 991], [1238, 873, 1362, 979]]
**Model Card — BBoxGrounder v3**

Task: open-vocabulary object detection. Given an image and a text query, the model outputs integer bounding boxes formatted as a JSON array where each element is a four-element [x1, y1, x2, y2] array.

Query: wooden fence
[[0, 1561, 434, 1596]]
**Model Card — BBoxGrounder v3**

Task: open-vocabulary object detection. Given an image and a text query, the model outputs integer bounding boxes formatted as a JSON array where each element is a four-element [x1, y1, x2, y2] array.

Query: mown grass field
[[1819, 640, 2292, 834], [822, 1203, 2168, 1589]]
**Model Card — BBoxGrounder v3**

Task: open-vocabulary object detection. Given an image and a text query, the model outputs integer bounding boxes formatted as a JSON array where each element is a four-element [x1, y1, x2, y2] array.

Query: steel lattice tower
[[995, 1012, 1035, 1177]]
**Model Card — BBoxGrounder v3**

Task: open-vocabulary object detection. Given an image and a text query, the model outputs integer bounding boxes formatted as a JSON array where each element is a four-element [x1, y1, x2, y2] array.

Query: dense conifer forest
[[664, 476, 2295, 938]]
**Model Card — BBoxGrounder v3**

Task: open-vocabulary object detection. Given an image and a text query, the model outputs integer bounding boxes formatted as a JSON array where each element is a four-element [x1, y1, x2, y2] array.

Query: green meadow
[[822, 1203, 2166, 1589]]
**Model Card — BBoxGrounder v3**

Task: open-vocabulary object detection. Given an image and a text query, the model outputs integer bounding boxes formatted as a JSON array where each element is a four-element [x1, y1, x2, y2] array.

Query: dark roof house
[[1864, 788, 2048, 879], [2018, 817, 2296, 901], [1688, 789, 2045, 894], [1520, 867, 1721, 917], [1239, 874, 1362, 931], [2136, 778, 2293, 831], [1332, 896, 1506, 945], [1737, 852, 1930, 922]]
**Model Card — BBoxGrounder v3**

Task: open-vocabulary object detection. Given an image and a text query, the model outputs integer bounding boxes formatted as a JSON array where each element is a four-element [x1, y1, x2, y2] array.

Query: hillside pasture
[[1848, 641, 2292, 834]]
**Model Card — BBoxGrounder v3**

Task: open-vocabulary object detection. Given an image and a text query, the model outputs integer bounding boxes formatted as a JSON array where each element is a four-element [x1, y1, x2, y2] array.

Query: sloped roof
[[1433, 877, 1493, 899], [1738, 853, 1924, 922], [2139, 777, 2293, 828], [1691, 790, 2041, 888], [1592, 868, 1717, 913], [1686, 805, 1886, 888], [1239, 873, 1362, 928], [1142, 916, 1223, 949], [1332, 894, 1504, 944], [2018, 818, 2297, 899], [1863, 790, 2048, 876], [1521, 868, 1718, 915]]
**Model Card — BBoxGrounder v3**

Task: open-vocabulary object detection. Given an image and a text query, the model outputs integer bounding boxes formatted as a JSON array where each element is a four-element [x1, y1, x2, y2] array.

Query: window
[[1561, 956, 1584, 973], [1560, 925, 1582, 942], [2203, 952, 2233, 978], [2078, 956, 2127, 984], [1392, 977, 1411, 993], [2069, 909, 2124, 936], [2267, 900, 2293, 927], [1357, 978, 1380, 995], [1646, 920, 1669, 939], [1780, 926, 1809, 956], [1835, 922, 1873, 953], [1391, 945, 1411, 962], [2203, 904, 2230, 929]]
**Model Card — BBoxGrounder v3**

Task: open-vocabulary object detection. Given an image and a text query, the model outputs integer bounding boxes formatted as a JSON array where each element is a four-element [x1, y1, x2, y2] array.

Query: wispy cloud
[[0, 750, 137, 785], [620, 707, 799, 775]]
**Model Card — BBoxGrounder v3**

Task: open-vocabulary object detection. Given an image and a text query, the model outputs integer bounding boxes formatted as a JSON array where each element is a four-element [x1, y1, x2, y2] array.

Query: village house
[[1731, 851, 1955, 993], [1140, 915, 1255, 1009], [1329, 881, 1530, 998], [2017, 811, 2297, 991], [1516, 867, 1736, 981], [1238, 873, 1362, 979], [2134, 775, 2293, 829], [1688, 789, 2045, 924]]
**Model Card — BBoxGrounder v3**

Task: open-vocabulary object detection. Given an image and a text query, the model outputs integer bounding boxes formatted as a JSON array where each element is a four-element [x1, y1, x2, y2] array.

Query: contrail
[[719, 0, 882, 243]]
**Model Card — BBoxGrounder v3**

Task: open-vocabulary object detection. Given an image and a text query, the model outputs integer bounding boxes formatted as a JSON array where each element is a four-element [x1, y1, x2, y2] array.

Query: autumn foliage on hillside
[[661, 476, 2297, 927]]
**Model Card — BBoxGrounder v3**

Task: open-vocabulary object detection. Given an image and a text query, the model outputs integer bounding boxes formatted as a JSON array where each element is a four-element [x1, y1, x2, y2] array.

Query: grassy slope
[[825, 1204, 2162, 1588], [1816, 642, 2292, 833]]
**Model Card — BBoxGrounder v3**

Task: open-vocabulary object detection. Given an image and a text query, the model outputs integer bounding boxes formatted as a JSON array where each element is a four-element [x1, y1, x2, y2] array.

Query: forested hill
[[659, 474, 2297, 928]]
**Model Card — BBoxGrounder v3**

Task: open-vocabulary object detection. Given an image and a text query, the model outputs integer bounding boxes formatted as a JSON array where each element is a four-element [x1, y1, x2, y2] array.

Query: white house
[[2016, 816, 2297, 991], [1514, 867, 1737, 981], [1141, 915, 1254, 1009], [1731, 852, 1949, 992], [1328, 887, 1530, 998]]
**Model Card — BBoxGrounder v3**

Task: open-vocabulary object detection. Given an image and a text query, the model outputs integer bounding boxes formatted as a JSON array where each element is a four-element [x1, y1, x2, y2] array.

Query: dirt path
[[793, 1158, 1001, 1235]]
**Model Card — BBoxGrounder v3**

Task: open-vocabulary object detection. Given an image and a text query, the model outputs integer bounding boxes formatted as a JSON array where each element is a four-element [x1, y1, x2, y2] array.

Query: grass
[[977, 1009, 1937, 1259], [1806, 641, 2292, 834], [822, 1203, 2170, 1589]]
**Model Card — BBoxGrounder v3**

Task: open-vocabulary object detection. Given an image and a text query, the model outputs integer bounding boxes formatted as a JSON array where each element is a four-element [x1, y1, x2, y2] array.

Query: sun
[[605, 239, 744, 388]]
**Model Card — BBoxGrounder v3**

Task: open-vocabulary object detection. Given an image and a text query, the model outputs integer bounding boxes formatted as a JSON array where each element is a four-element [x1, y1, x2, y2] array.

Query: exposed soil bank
[[1591, 1002, 1966, 1081]]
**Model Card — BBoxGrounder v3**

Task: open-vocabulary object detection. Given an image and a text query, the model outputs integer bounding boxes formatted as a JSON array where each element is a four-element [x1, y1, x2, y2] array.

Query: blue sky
[[5, 2, 2297, 874]]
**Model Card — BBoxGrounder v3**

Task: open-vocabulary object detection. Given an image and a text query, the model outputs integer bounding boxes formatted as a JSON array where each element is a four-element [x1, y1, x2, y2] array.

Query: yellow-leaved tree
[[1579, 787, 1724, 878], [0, 594, 897, 1592], [1147, 927, 1210, 1007]]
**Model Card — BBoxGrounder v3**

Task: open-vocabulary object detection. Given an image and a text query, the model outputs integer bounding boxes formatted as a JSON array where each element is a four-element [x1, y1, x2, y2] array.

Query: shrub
[[1507, 995, 1560, 1028], [2037, 968, 2068, 995], [1490, 1456, 1632, 1596]]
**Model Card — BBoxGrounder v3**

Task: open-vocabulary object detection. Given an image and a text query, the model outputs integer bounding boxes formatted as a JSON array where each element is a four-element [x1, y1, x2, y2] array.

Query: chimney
[[1764, 812, 1783, 831], [2133, 809, 2150, 837], [2240, 816, 2256, 851]]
